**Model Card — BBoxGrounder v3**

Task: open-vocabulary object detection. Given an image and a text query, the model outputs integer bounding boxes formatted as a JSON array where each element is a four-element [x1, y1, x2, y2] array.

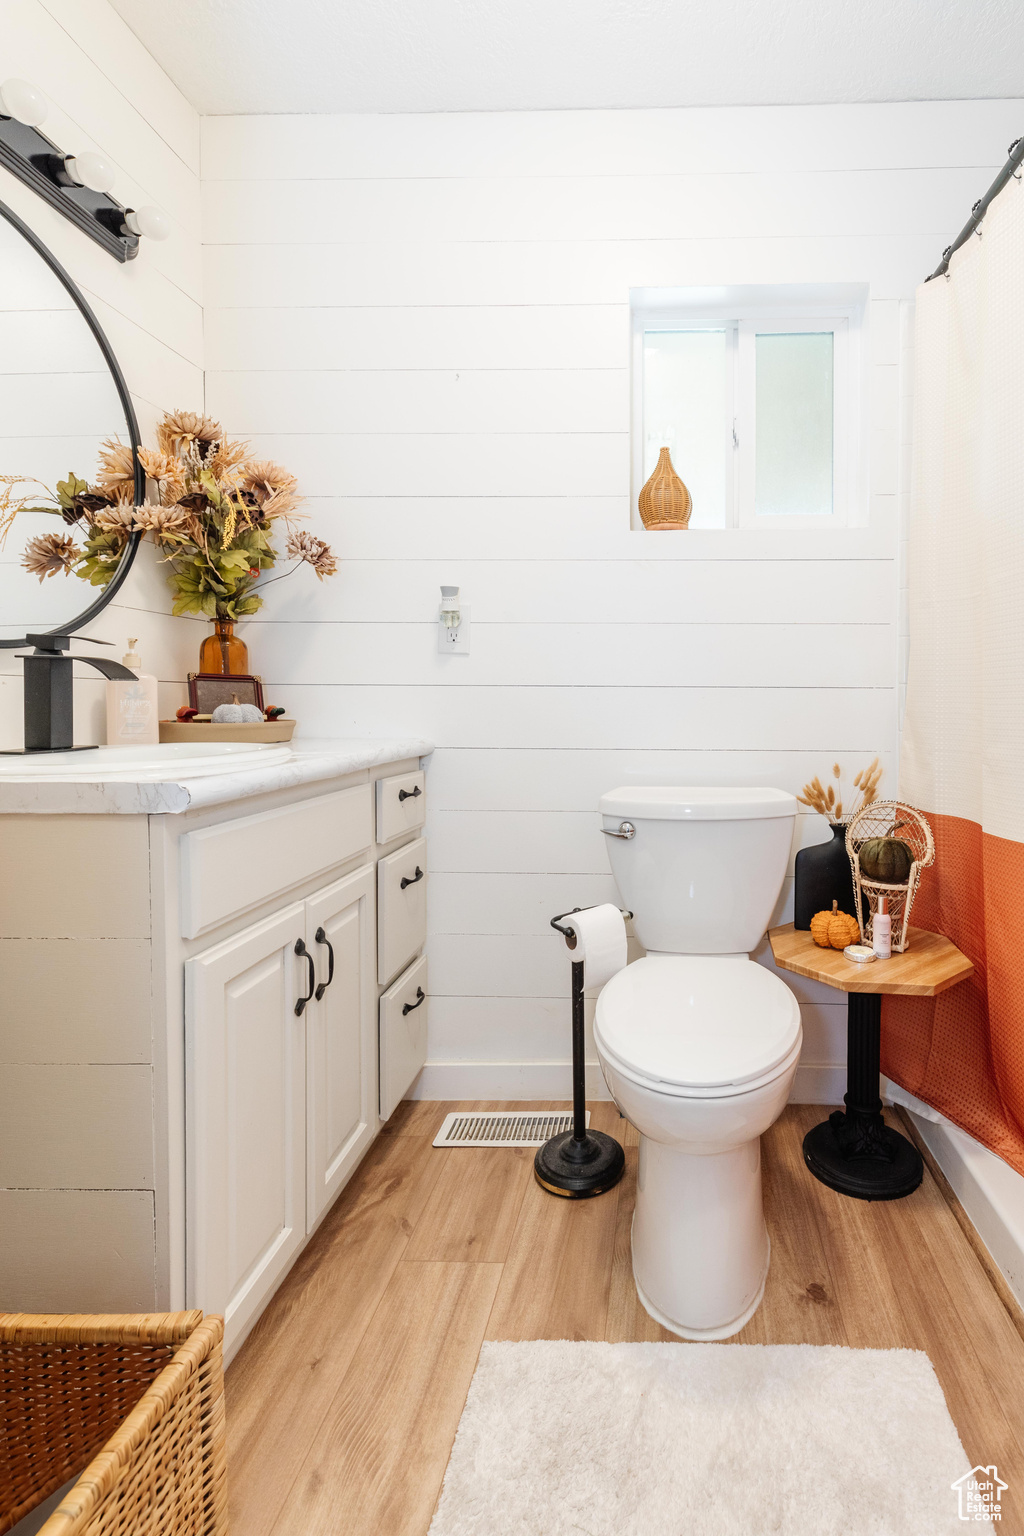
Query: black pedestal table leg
[[802, 989, 924, 1201]]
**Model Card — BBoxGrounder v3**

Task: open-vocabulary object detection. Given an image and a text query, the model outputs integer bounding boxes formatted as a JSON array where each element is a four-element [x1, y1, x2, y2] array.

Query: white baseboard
[[410, 1060, 847, 1105], [410, 1061, 611, 1100], [905, 1110, 1024, 1312], [790, 1064, 846, 1104]]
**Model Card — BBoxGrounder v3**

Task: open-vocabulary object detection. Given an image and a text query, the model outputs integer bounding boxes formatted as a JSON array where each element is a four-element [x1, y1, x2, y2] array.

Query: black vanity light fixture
[[0, 77, 170, 263]]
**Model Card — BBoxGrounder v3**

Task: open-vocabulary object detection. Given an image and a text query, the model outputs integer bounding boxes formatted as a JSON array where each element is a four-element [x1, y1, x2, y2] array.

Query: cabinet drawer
[[377, 836, 427, 985], [375, 770, 425, 846], [181, 784, 372, 939], [379, 955, 428, 1122]]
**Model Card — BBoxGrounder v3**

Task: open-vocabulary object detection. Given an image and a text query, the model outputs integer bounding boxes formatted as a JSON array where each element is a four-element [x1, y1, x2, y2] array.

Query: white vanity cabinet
[[377, 835, 427, 985], [303, 863, 377, 1229], [0, 741, 431, 1361], [379, 954, 429, 1122], [186, 860, 377, 1346], [186, 902, 308, 1353]]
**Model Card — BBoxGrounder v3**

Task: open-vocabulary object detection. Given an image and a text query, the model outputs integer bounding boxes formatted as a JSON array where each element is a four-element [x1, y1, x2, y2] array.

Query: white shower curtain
[[886, 162, 1024, 1173]]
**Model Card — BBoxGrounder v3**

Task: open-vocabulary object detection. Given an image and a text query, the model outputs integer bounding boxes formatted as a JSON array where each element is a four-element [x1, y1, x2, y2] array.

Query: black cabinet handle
[[400, 865, 424, 890], [398, 785, 421, 802], [402, 986, 426, 1016], [294, 939, 315, 1016], [314, 925, 335, 1000]]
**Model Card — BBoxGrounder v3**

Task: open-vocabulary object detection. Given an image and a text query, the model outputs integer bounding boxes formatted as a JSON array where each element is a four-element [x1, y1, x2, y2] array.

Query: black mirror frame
[[0, 196, 144, 651]]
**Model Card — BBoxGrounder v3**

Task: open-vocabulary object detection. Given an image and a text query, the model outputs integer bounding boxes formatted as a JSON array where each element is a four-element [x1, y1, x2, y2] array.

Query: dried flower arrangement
[[796, 758, 882, 826], [6, 409, 337, 619]]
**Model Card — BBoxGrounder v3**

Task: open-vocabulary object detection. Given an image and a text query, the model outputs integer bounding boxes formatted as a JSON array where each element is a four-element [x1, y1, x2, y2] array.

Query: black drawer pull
[[402, 986, 426, 1016], [398, 785, 421, 802], [294, 939, 315, 1016], [400, 865, 424, 890], [314, 925, 335, 1000]]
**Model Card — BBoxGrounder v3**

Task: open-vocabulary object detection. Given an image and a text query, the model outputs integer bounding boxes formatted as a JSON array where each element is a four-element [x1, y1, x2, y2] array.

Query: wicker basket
[[845, 800, 935, 953], [0, 1311, 227, 1536]]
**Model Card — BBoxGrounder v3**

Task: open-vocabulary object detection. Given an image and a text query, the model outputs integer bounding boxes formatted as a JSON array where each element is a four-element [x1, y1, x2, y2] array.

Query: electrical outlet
[[438, 606, 471, 654]]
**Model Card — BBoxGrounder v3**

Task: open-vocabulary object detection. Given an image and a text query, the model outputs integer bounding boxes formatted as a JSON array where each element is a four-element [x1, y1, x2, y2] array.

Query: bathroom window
[[631, 292, 863, 530]]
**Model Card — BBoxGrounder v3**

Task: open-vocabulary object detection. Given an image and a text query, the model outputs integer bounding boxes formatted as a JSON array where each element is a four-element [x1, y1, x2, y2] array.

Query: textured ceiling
[[109, 0, 1024, 115]]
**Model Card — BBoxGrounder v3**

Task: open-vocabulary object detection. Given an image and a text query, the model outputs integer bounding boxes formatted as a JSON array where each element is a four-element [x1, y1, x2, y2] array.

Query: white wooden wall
[[0, 0, 205, 743], [0, 0, 203, 1312], [201, 100, 1021, 1101]]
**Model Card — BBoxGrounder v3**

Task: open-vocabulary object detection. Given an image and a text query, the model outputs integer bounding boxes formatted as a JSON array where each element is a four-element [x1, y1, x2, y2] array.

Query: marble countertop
[[0, 737, 434, 814]]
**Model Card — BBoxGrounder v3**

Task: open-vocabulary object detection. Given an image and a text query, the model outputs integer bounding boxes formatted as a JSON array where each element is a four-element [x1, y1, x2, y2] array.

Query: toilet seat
[[594, 955, 801, 1098]]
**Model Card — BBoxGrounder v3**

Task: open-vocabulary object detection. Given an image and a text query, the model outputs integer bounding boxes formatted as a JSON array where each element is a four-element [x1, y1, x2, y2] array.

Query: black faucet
[[14, 633, 137, 754]]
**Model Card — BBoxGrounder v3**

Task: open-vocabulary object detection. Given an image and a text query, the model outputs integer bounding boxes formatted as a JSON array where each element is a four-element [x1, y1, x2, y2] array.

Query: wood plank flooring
[[226, 1102, 1024, 1535]]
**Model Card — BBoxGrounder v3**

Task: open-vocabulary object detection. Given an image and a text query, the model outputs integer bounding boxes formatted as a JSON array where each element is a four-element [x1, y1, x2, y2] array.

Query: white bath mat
[[429, 1341, 975, 1536]]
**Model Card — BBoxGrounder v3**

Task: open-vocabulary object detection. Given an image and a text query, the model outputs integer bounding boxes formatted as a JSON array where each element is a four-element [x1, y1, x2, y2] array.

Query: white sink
[[0, 741, 294, 778]]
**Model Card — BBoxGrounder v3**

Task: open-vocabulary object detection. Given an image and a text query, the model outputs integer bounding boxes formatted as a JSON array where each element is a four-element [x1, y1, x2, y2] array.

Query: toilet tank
[[599, 786, 797, 955]]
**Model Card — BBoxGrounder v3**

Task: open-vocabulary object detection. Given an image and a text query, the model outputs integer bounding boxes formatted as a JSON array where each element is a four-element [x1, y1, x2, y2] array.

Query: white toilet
[[594, 785, 802, 1341]]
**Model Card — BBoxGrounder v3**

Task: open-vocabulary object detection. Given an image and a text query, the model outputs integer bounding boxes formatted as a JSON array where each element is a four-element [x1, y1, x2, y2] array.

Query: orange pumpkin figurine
[[810, 901, 861, 951]]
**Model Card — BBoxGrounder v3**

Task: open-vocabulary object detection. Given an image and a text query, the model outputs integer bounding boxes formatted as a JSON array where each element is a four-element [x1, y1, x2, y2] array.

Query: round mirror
[[0, 199, 142, 647]]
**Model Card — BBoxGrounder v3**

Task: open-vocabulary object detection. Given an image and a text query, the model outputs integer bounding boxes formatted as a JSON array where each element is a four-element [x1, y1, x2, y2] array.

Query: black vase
[[793, 822, 857, 930]]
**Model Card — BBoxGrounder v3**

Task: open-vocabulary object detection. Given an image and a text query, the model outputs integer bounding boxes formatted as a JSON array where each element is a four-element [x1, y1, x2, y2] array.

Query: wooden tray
[[159, 719, 296, 744]]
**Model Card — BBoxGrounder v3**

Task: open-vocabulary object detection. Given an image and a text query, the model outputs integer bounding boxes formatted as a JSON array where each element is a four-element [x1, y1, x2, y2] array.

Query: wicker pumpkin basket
[[0, 1311, 226, 1536], [845, 800, 935, 953]]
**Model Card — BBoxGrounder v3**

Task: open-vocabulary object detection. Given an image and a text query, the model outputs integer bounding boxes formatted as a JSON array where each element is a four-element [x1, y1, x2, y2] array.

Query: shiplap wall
[[0, 0, 204, 745], [202, 100, 1021, 1101]]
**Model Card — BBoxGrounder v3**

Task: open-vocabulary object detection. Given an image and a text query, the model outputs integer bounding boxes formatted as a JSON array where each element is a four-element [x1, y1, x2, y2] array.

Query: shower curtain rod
[[926, 134, 1024, 280]]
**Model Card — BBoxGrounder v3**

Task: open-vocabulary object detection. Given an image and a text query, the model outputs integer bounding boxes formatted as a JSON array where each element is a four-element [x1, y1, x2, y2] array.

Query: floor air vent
[[432, 1110, 591, 1148]]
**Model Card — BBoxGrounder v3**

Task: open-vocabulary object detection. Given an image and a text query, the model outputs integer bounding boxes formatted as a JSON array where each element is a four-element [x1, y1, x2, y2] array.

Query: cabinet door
[[186, 904, 306, 1353], [305, 864, 376, 1232]]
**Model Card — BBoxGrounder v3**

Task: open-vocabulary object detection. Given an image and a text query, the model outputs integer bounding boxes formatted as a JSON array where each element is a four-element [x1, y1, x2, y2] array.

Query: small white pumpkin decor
[[211, 693, 264, 724]]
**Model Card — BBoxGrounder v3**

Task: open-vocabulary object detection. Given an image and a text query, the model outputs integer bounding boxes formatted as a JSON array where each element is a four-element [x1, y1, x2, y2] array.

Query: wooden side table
[[768, 924, 974, 1200]]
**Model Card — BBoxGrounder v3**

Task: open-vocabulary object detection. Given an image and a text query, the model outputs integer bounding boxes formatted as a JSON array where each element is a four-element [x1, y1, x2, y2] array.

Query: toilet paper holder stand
[[533, 906, 631, 1200], [549, 904, 632, 942]]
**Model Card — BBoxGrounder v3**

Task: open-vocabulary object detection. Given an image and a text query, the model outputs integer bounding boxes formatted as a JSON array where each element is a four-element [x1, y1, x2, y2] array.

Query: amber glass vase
[[199, 619, 249, 676]]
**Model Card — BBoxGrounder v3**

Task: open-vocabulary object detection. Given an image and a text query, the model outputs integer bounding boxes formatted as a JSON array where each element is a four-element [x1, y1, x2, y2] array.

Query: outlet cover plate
[[438, 606, 471, 654]]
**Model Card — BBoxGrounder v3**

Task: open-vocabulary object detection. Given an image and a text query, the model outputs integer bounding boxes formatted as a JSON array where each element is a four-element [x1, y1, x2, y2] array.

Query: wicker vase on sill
[[638, 445, 692, 530], [199, 618, 249, 676]]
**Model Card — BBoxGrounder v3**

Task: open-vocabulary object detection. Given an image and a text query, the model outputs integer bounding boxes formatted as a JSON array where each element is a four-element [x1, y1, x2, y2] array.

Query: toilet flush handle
[[601, 820, 636, 839]]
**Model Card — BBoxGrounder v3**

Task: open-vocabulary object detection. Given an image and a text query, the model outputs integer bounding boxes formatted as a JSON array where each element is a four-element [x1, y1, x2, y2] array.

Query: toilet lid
[[595, 955, 801, 1089]]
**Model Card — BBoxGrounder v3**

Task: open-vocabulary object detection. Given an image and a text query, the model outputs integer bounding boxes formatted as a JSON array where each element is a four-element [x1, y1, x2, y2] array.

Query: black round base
[[803, 1117, 924, 1201], [534, 1130, 625, 1199], [0, 744, 99, 755]]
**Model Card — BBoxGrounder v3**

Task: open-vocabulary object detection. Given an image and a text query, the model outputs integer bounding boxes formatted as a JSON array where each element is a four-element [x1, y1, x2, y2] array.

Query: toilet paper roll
[[562, 904, 628, 990]]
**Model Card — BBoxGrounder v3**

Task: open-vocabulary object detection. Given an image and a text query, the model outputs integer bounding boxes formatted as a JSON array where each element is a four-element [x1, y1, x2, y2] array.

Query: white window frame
[[631, 295, 865, 530]]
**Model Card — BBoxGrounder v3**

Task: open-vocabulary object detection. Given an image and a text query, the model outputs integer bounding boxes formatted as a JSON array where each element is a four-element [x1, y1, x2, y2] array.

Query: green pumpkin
[[859, 836, 914, 883]]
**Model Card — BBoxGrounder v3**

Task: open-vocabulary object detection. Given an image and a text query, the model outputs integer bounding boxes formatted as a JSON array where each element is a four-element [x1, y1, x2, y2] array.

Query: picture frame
[[187, 672, 265, 715]]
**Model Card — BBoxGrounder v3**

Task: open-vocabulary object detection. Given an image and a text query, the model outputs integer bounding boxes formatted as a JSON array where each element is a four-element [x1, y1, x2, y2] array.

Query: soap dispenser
[[105, 638, 159, 745]]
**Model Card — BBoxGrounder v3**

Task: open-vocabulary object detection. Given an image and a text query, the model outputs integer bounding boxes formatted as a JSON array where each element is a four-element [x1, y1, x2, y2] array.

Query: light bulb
[[0, 78, 47, 127], [124, 205, 170, 241], [63, 153, 116, 193]]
